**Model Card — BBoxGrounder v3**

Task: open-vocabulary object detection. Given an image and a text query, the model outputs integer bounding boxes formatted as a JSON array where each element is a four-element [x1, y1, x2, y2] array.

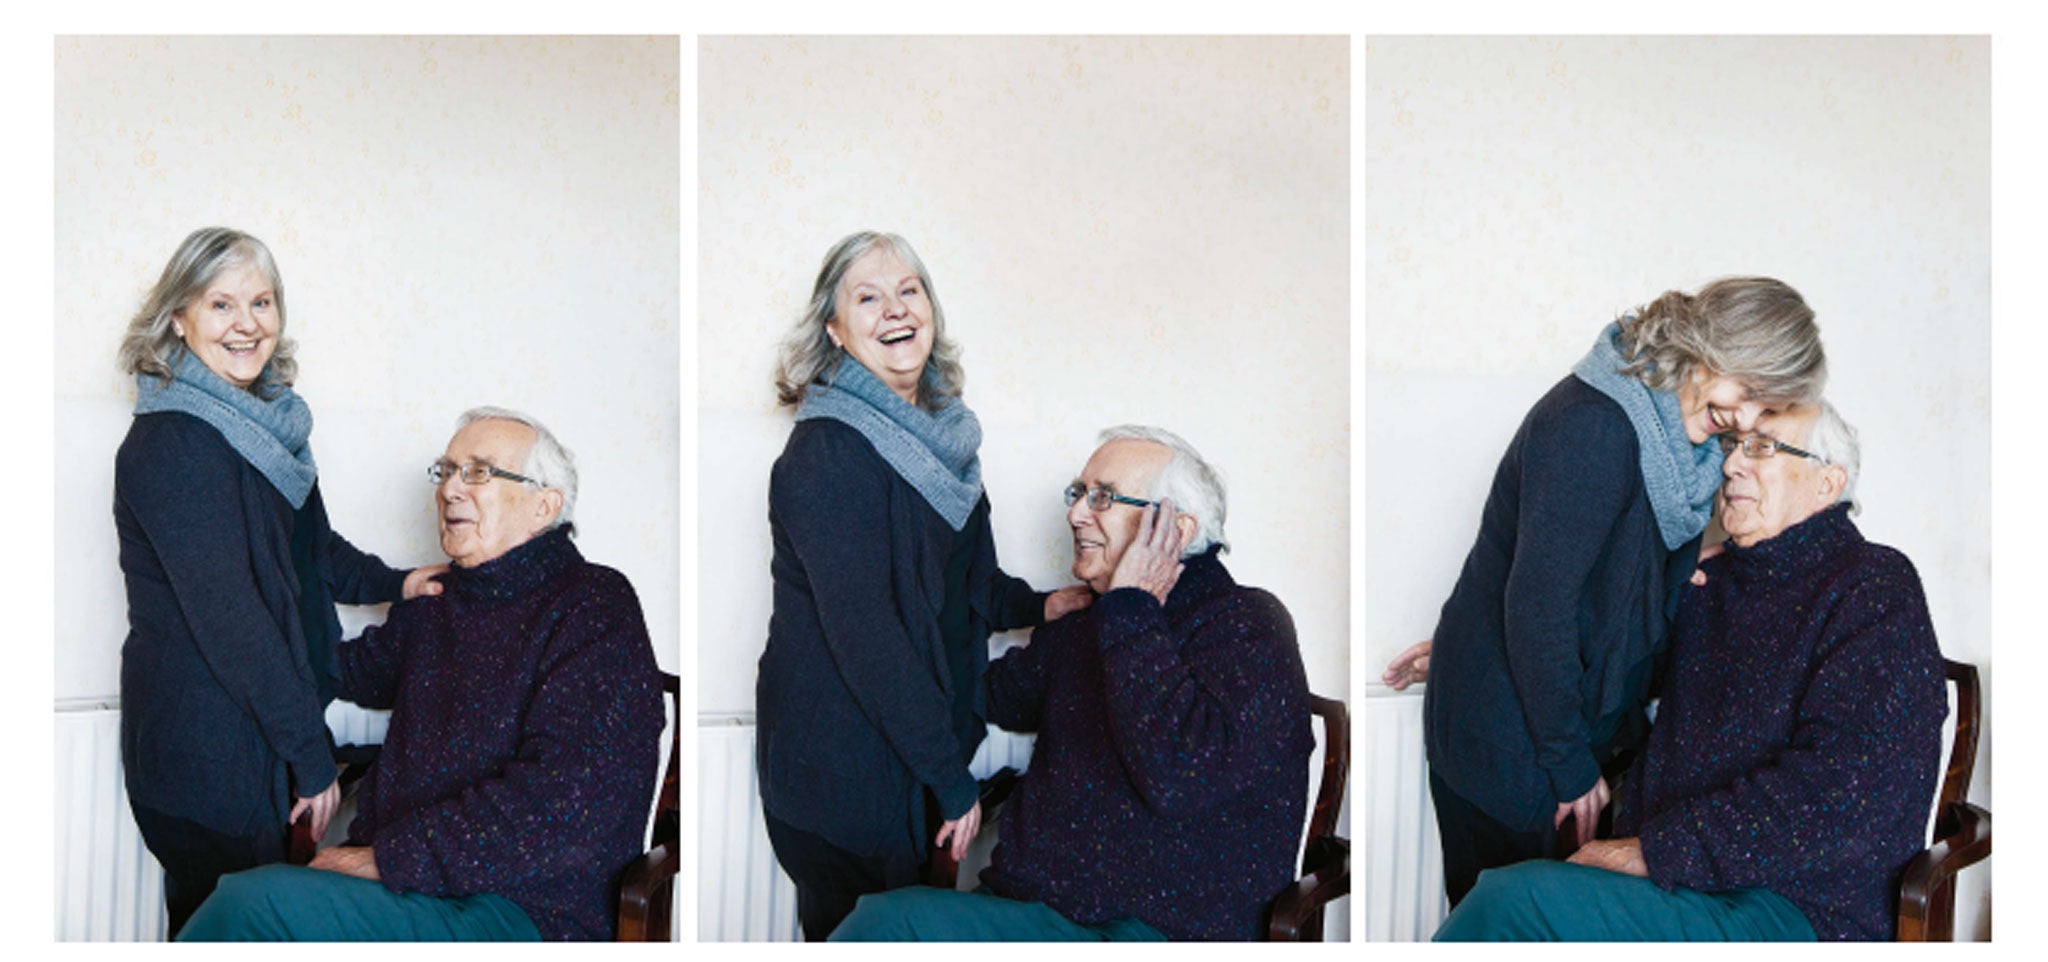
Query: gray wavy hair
[[1618, 276, 1827, 404], [118, 227, 298, 393], [458, 406, 579, 534], [1797, 399, 1862, 516], [773, 231, 965, 411], [1099, 424, 1228, 557]]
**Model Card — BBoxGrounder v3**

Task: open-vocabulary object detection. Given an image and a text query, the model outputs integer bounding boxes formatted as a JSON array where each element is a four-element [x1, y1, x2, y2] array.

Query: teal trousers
[[1435, 860, 1817, 941], [830, 886, 1167, 942], [177, 864, 542, 942]]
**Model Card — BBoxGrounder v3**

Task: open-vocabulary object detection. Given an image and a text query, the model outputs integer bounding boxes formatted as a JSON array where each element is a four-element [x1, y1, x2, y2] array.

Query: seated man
[[1436, 401, 1947, 941], [181, 407, 667, 941], [832, 425, 1315, 942]]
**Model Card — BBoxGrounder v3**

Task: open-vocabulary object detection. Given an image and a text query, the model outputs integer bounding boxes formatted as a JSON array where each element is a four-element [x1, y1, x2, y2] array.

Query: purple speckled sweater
[[979, 549, 1314, 941], [338, 527, 665, 941], [1613, 504, 1946, 940]]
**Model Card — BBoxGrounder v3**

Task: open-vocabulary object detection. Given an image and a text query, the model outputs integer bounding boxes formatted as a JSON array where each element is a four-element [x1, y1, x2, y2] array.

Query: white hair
[[1097, 424, 1228, 557], [457, 406, 579, 533], [1798, 399, 1861, 516]]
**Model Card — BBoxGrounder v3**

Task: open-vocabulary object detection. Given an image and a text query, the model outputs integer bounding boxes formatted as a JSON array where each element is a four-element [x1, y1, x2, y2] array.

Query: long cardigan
[[116, 410, 406, 835], [339, 527, 666, 941], [979, 549, 1314, 941], [1424, 376, 1700, 833], [756, 418, 1045, 862], [1615, 504, 1946, 941]]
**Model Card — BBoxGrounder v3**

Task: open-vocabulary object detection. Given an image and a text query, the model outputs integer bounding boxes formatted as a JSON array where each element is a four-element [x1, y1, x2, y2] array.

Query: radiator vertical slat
[[55, 706, 164, 942], [1365, 689, 1443, 941]]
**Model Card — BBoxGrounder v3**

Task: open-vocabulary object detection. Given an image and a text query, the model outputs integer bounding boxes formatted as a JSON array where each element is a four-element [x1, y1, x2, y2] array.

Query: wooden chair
[[1555, 658, 1991, 942], [929, 693, 1351, 941], [288, 670, 683, 942], [1895, 658, 1991, 942]]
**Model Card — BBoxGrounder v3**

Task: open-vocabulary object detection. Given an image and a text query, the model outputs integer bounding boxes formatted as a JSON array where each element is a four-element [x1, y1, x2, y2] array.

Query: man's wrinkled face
[[1066, 439, 1172, 594], [435, 418, 559, 568], [1718, 404, 1842, 547]]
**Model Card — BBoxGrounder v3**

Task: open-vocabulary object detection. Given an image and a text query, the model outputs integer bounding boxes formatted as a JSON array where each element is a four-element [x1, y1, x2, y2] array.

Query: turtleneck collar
[[443, 525, 581, 603], [1162, 544, 1233, 614], [1720, 502, 1860, 584]]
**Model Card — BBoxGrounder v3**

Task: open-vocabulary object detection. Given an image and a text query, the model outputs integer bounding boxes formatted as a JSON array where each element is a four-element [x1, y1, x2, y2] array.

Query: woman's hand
[[403, 564, 449, 600], [1554, 776, 1610, 850], [1044, 585, 1094, 622], [289, 782, 341, 844], [1108, 499, 1190, 605], [934, 800, 983, 862], [1566, 837, 1647, 877], [1689, 540, 1727, 586], [1382, 640, 1433, 690]]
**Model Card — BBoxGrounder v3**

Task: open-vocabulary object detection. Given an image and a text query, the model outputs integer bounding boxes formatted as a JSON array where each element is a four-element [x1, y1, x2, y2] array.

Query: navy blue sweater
[[980, 550, 1314, 941], [339, 527, 665, 941], [757, 418, 1045, 862], [1425, 376, 1698, 833], [1614, 504, 1946, 941], [116, 411, 405, 834]]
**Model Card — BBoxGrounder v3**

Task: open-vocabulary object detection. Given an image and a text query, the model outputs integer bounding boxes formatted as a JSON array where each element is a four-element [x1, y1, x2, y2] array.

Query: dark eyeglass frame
[[1717, 433, 1822, 462], [427, 460, 540, 487], [1062, 481, 1156, 512]]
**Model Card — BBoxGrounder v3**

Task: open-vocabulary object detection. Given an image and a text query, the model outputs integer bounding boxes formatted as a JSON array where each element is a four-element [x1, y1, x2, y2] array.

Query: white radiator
[[1363, 687, 1443, 941], [53, 702, 164, 942]]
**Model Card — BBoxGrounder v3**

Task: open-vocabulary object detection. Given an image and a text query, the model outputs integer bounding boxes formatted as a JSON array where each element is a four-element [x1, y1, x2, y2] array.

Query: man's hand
[[933, 801, 983, 863], [309, 845, 381, 881], [289, 783, 341, 845], [1382, 640, 1433, 690], [403, 564, 449, 600], [1566, 837, 1647, 877], [1044, 585, 1093, 622], [1108, 498, 1190, 604], [1554, 776, 1610, 849]]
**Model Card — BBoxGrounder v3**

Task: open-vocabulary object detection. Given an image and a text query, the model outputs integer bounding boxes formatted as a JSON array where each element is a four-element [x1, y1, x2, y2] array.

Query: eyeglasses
[[427, 460, 539, 487], [1717, 434, 1822, 462], [1062, 481, 1155, 512]]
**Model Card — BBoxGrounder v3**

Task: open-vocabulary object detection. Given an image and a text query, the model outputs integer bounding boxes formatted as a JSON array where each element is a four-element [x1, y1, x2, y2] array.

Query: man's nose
[[1067, 495, 1092, 527]]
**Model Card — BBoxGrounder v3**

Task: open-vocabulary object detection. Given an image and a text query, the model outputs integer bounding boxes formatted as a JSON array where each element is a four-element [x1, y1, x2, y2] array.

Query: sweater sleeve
[[1502, 400, 1635, 803], [372, 580, 662, 900], [1639, 571, 1946, 894], [118, 419, 337, 796], [969, 498, 1049, 633], [1092, 585, 1308, 820], [336, 611, 408, 710], [773, 424, 979, 820], [985, 621, 1058, 733], [307, 486, 408, 605]]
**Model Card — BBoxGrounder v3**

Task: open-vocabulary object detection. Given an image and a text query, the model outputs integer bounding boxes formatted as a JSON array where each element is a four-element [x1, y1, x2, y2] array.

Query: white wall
[[697, 35, 1352, 708], [55, 35, 682, 700], [1365, 35, 1990, 939]]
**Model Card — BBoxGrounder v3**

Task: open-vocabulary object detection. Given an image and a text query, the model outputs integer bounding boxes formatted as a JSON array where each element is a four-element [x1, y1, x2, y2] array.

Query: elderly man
[[180, 407, 666, 941], [1435, 401, 1947, 941], [831, 425, 1315, 942]]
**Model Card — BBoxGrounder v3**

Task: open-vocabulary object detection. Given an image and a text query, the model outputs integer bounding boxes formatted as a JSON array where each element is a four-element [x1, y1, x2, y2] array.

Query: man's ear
[[1173, 514, 1199, 555], [1816, 463, 1848, 504], [532, 488, 566, 534]]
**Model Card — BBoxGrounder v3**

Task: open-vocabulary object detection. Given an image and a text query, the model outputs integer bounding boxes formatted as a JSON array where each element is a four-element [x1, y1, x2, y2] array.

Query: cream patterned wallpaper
[[55, 36, 681, 698], [698, 36, 1351, 712], [1365, 35, 1989, 937]]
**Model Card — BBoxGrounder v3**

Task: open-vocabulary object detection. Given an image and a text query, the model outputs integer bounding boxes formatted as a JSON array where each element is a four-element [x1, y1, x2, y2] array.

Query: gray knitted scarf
[[135, 350, 319, 508], [1571, 321, 1725, 550], [795, 360, 983, 530]]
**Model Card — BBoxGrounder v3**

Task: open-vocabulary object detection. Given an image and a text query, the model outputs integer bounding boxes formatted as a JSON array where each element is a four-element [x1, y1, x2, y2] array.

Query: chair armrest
[[1267, 836, 1349, 941], [1896, 802, 1991, 942], [616, 841, 681, 942]]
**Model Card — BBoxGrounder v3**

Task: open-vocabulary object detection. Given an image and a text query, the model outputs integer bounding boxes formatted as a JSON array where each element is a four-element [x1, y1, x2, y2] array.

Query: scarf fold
[[1571, 321, 1725, 550], [134, 351, 319, 508], [795, 360, 983, 530]]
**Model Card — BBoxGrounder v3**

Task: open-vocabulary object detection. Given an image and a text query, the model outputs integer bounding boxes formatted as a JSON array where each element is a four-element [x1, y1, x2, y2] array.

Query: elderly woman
[[1387, 277, 1827, 906], [756, 231, 1090, 940], [114, 228, 440, 936]]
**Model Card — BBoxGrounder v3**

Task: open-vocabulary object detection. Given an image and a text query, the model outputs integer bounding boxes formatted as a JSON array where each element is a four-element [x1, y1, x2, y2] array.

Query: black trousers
[[129, 803, 287, 939], [763, 811, 923, 941], [1427, 768, 1556, 909]]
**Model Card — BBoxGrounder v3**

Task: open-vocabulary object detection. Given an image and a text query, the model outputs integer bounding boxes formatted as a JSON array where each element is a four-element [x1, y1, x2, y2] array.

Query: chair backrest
[[1935, 659, 1979, 820], [1304, 694, 1350, 863], [615, 670, 681, 942]]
